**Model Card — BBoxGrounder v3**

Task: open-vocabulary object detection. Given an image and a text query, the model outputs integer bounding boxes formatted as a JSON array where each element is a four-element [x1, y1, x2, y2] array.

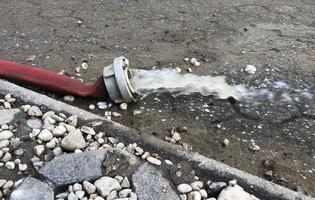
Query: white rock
[[190, 181, 204, 190], [121, 177, 130, 188], [217, 185, 259, 200], [65, 115, 78, 126], [4, 102, 11, 109], [34, 145, 45, 156], [249, 143, 260, 151], [199, 189, 208, 198], [3, 180, 14, 189], [94, 177, 122, 197], [53, 147, 63, 156], [194, 61, 201, 67], [184, 58, 189, 62], [37, 129, 53, 141], [67, 192, 78, 200], [0, 140, 10, 148], [141, 152, 150, 159], [21, 105, 31, 112], [190, 58, 197, 65], [95, 197, 105, 200], [146, 156, 162, 165], [46, 139, 57, 149], [75, 191, 85, 199], [119, 103, 127, 110], [187, 68, 192, 73], [172, 132, 181, 142], [89, 104, 95, 110], [245, 65, 256, 75], [52, 125, 67, 137], [61, 129, 86, 151], [4, 94, 11, 101], [106, 190, 117, 200], [18, 164, 28, 172], [14, 179, 24, 188], [177, 184, 193, 194], [42, 111, 55, 119], [14, 148, 24, 156], [81, 126, 96, 135], [27, 106, 43, 117], [81, 62, 88, 69], [165, 160, 173, 165], [133, 110, 141, 115], [73, 183, 82, 192], [112, 112, 121, 117], [0, 179, 6, 188], [129, 192, 137, 200], [5, 161, 15, 170], [0, 130, 13, 140], [1, 152, 12, 162], [83, 181, 96, 194], [119, 189, 132, 198], [14, 158, 21, 165], [63, 95, 75, 102], [97, 102, 108, 109], [180, 194, 187, 200], [0, 150, 3, 158], [191, 191, 201, 200], [222, 138, 230, 146], [114, 175, 124, 183], [26, 118, 43, 129], [176, 67, 182, 73]]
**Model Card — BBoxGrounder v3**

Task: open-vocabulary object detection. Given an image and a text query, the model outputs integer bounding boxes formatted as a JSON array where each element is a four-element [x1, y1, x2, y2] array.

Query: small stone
[[34, 145, 45, 156], [94, 177, 122, 197], [119, 189, 132, 198], [222, 138, 230, 146], [249, 143, 260, 152], [51, 114, 65, 122], [76, 190, 85, 198], [107, 190, 117, 200], [63, 95, 75, 102], [208, 182, 227, 195], [114, 175, 124, 183], [95, 196, 105, 200], [191, 191, 201, 200], [4, 102, 11, 109], [190, 181, 204, 190], [73, 183, 83, 191], [46, 139, 57, 149], [264, 170, 273, 177], [61, 129, 86, 151], [26, 118, 43, 129], [52, 147, 63, 156], [184, 58, 189, 62], [217, 184, 259, 200], [194, 61, 201, 67], [146, 156, 162, 165], [129, 192, 137, 200], [38, 129, 53, 141], [121, 177, 130, 188], [81, 126, 96, 135], [165, 160, 173, 165], [112, 112, 121, 117], [177, 184, 193, 194], [83, 181, 96, 194], [180, 194, 187, 200], [141, 152, 150, 159], [68, 192, 78, 200], [187, 68, 192, 73], [1, 152, 12, 162], [81, 62, 88, 69], [199, 189, 208, 198], [42, 111, 55, 119], [133, 109, 141, 115], [89, 104, 95, 110], [119, 103, 127, 110], [176, 67, 182, 73], [14, 158, 21, 165], [172, 132, 181, 142], [18, 164, 28, 172], [0, 179, 6, 187], [14, 179, 24, 188], [5, 161, 15, 169], [97, 102, 108, 110], [0, 130, 14, 140], [3, 180, 14, 189], [27, 106, 43, 117], [21, 104, 31, 112], [245, 65, 256, 75], [190, 58, 197, 65], [65, 115, 78, 126], [0, 140, 10, 148], [52, 125, 67, 137]]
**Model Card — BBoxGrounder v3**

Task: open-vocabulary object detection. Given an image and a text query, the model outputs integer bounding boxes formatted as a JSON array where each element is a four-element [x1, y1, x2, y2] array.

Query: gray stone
[[39, 149, 107, 186], [132, 163, 180, 200], [10, 177, 54, 200], [61, 129, 86, 151], [0, 109, 20, 125], [26, 118, 43, 129], [94, 177, 122, 197]]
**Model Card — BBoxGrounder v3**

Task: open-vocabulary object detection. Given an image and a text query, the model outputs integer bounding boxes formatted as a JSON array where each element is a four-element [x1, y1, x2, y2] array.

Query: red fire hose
[[0, 59, 107, 98]]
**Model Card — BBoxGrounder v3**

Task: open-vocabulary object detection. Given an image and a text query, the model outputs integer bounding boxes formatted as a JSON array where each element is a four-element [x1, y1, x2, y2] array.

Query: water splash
[[129, 68, 251, 101]]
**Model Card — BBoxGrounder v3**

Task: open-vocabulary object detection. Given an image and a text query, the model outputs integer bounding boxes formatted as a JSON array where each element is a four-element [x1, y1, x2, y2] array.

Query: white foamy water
[[129, 68, 251, 100]]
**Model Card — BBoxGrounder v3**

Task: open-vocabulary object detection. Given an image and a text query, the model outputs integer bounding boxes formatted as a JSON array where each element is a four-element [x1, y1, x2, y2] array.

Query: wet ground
[[0, 0, 314, 197]]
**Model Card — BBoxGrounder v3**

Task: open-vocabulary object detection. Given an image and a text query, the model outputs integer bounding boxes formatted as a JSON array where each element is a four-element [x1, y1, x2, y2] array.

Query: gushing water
[[129, 68, 251, 101]]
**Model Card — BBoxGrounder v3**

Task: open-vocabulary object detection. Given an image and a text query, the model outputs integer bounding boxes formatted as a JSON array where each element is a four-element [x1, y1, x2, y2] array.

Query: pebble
[[43, 116, 56, 124], [133, 110, 141, 115], [95, 197, 105, 200], [14, 179, 24, 188], [89, 104, 95, 110], [38, 129, 53, 141], [0, 179, 6, 187], [114, 175, 124, 183], [194, 61, 201, 67], [2, 152, 12, 162], [107, 190, 117, 200], [190, 58, 197, 65], [94, 177, 122, 197], [68, 192, 78, 200], [63, 95, 75, 102], [61, 129, 86, 151], [83, 181, 96, 194], [18, 163, 28, 171], [176, 67, 182, 73], [184, 57, 189, 62], [81, 126, 96, 135], [76, 191, 85, 199], [119, 103, 128, 110], [97, 102, 108, 109], [222, 138, 230, 146], [112, 112, 121, 117], [34, 145, 45, 156], [21, 105, 31, 112], [65, 115, 78, 126], [26, 118, 43, 129], [52, 125, 67, 137], [187, 68, 192, 73], [217, 184, 259, 200], [172, 132, 181, 142], [27, 106, 43, 117], [0, 130, 13, 140], [190, 181, 204, 190], [141, 152, 150, 159], [249, 143, 260, 152], [4, 102, 11, 109], [73, 183, 82, 191], [208, 182, 227, 194], [42, 111, 55, 119], [0, 140, 10, 149], [45, 139, 56, 149], [5, 161, 15, 170], [177, 184, 193, 194], [199, 189, 208, 198], [121, 177, 130, 188], [245, 65, 256, 75], [3, 180, 14, 189], [146, 156, 162, 165], [191, 191, 202, 200], [165, 160, 173, 165], [53, 147, 63, 156], [119, 189, 132, 198], [81, 62, 88, 69]]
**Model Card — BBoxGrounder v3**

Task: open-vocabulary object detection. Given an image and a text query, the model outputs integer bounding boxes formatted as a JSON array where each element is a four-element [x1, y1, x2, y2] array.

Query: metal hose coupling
[[103, 56, 135, 103]]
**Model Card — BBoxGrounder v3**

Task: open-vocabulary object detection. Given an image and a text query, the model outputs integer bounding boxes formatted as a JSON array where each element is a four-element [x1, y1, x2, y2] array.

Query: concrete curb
[[0, 79, 313, 200]]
